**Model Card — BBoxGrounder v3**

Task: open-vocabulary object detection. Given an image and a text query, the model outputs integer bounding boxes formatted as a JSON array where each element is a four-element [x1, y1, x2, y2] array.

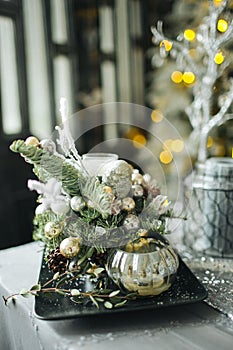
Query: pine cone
[[47, 247, 70, 273]]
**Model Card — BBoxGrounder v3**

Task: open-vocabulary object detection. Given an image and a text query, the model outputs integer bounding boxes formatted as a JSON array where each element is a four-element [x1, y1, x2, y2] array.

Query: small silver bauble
[[40, 139, 56, 154], [132, 184, 144, 197], [70, 196, 86, 212], [132, 173, 144, 185], [44, 221, 63, 239], [60, 237, 81, 258], [143, 173, 151, 184], [123, 214, 140, 230], [69, 257, 80, 272], [35, 203, 47, 215], [122, 197, 135, 211]]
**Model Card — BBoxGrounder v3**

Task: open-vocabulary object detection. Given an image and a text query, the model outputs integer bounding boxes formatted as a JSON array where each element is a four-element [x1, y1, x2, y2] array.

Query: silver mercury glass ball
[[98, 160, 132, 198], [44, 221, 63, 239], [122, 197, 135, 211], [132, 184, 144, 197], [123, 214, 140, 231], [39, 139, 56, 154], [60, 237, 81, 258], [106, 236, 179, 296], [70, 196, 86, 212]]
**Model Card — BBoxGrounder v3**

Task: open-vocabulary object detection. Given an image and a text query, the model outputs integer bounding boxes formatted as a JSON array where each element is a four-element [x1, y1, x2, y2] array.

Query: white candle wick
[[59, 97, 68, 124]]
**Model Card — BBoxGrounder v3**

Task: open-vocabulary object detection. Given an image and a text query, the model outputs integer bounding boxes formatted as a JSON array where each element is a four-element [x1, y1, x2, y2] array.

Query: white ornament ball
[[40, 139, 56, 154], [44, 221, 63, 239], [70, 196, 86, 212], [60, 237, 81, 258], [35, 204, 47, 215]]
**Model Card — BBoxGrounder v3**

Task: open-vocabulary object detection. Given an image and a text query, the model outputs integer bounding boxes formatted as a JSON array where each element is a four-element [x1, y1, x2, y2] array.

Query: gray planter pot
[[183, 157, 233, 258]]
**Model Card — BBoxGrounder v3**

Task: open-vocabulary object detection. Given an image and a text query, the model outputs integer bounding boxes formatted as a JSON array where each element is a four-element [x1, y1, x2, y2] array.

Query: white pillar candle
[[82, 153, 118, 176]]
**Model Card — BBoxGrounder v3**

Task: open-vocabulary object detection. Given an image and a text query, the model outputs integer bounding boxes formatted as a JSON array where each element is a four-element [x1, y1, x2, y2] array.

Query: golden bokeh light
[[217, 19, 228, 32], [213, 0, 223, 7], [182, 71, 195, 84], [133, 134, 147, 148], [125, 127, 138, 139], [163, 139, 173, 151], [184, 29, 196, 41], [159, 151, 173, 164], [171, 71, 183, 84], [207, 136, 214, 148], [151, 109, 164, 123], [160, 40, 173, 51], [214, 51, 225, 64], [171, 139, 184, 152]]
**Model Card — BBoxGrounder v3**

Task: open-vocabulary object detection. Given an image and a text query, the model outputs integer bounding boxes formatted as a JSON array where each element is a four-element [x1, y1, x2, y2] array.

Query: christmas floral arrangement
[[5, 100, 179, 310]]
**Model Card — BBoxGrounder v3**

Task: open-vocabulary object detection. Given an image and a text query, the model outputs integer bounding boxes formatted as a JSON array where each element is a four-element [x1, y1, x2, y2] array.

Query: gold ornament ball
[[25, 136, 40, 147], [132, 173, 144, 185], [103, 186, 113, 194], [137, 229, 149, 237], [122, 197, 135, 211], [60, 237, 81, 258], [44, 221, 62, 239]]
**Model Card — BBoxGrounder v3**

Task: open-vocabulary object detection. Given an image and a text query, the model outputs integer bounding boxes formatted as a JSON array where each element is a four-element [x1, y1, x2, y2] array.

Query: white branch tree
[[151, 0, 233, 162]]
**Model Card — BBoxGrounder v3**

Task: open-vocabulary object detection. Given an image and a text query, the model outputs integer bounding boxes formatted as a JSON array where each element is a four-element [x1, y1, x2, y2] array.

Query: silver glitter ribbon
[[185, 256, 233, 324]]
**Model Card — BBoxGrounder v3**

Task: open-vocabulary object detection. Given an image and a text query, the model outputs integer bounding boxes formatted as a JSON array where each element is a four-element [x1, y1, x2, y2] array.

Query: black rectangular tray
[[34, 256, 207, 320]]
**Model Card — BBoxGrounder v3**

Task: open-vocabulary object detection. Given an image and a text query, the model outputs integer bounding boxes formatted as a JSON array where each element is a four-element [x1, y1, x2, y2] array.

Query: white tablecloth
[[1, 242, 233, 350]]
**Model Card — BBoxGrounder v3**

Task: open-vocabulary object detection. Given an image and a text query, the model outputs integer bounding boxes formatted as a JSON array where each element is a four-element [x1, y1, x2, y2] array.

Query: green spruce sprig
[[79, 177, 112, 218], [10, 140, 85, 196]]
